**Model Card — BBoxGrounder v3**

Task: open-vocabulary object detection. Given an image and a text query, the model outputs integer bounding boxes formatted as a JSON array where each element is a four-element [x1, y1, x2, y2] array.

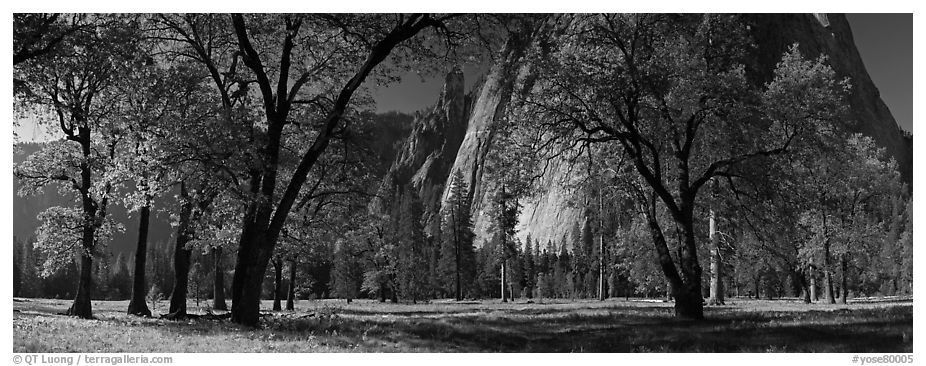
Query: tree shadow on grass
[[65, 301, 912, 352]]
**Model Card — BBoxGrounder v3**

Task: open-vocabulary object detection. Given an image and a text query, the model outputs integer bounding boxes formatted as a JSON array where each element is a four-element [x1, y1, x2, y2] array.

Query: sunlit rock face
[[437, 19, 568, 247], [397, 14, 911, 248], [376, 67, 470, 234]]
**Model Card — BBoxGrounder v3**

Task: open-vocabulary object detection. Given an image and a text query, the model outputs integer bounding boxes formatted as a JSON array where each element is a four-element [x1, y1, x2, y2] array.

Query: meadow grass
[[12, 297, 912, 352]]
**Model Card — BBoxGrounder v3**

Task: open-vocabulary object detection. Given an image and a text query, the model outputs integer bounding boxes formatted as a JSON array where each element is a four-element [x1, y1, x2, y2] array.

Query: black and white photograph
[[10, 8, 915, 357]]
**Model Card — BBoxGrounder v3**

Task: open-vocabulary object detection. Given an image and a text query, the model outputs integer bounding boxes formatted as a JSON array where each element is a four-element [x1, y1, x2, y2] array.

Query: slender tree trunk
[[753, 276, 760, 299], [453, 213, 462, 301], [823, 241, 836, 304], [598, 190, 606, 301], [707, 209, 724, 305], [212, 246, 227, 311], [286, 259, 296, 311], [839, 254, 848, 304], [127, 203, 152, 316], [168, 183, 194, 318], [501, 260, 507, 302], [810, 269, 818, 302], [272, 259, 283, 311]]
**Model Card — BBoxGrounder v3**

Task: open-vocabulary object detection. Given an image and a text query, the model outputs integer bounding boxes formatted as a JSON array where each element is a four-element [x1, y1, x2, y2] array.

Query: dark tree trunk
[[839, 254, 848, 304], [167, 183, 194, 318], [798, 268, 811, 304], [753, 276, 760, 299], [286, 259, 296, 311], [66, 252, 94, 319], [810, 270, 818, 301], [66, 131, 97, 319], [272, 259, 283, 311], [230, 204, 274, 326], [168, 246, 192, 317], [454, 243, 462, 301], [642, 195, 703, 319], [676, 221, 704, 318], [212, 246, 227, 311], [127, 203, 152, 316]]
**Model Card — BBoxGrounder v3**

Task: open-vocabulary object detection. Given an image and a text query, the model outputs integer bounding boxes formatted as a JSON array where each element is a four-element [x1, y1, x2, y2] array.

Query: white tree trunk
[[708, 209, 724, 305]]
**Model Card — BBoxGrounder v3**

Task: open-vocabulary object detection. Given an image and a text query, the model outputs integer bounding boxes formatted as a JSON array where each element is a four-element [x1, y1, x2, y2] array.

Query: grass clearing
[[13, 297, 912, 352]]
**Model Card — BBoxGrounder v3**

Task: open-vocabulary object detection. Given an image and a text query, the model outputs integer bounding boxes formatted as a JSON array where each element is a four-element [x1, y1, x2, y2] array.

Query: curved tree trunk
[[272, 259, 283, 311], [286, 259, 296, 311], [643, 195, 703, 319], [127, 203, 152, 316], [212, 246, 227, 311]]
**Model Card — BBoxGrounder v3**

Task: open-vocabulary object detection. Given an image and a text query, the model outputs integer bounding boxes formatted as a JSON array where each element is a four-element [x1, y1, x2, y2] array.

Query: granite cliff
[[384, 14, 911, 247]]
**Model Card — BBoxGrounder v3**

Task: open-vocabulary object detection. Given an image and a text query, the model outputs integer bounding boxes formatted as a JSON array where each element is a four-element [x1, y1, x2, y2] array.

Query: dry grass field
[[13, 297, 912, 353]]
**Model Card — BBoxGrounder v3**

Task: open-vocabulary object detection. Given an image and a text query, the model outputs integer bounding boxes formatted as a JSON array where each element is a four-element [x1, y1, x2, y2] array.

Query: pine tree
[[555, 243, 571, 298], [523, 236, 536, 299], [14, 236, 41, 298], [570, 222, 586, 297], [438, 171, 476, 300], [394, 191, 430, 302], [580, 217, 597, 297]]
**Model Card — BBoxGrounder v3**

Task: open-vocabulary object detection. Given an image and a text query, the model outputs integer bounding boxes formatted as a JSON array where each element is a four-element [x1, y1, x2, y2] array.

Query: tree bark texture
[[127, 203, 152, 316], [286, 259, 296, 311], [167, 183, 194, 318], [213, 246, 227, 311]]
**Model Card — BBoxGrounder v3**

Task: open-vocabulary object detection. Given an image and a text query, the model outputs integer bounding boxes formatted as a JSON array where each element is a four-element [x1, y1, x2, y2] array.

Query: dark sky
[[846, 13, 913, 133], [15, 14, 913, 142], [374, 14, 913, 134]]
